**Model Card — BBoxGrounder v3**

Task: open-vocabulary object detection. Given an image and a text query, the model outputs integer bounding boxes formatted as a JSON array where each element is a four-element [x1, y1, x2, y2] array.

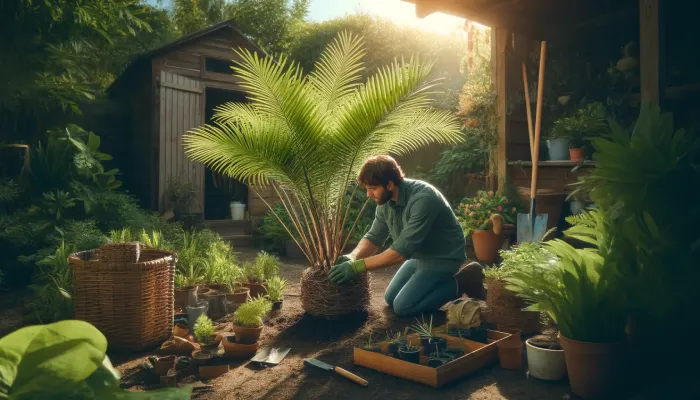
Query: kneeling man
[[329, 155, 484, 316]]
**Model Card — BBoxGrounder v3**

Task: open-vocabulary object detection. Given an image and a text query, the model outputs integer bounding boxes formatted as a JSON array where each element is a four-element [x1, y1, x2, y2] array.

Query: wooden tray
[[353, 326, 512, 388]]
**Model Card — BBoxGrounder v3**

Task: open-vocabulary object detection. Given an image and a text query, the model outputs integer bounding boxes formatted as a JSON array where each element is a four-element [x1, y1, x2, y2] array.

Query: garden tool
[[303, 358, 368, 387], [517, 41, 549, 243], [250, 346, 291, 366]]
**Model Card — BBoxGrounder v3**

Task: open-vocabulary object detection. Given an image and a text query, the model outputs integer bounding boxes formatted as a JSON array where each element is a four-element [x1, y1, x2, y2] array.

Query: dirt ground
[[109, 247, 571, 400]]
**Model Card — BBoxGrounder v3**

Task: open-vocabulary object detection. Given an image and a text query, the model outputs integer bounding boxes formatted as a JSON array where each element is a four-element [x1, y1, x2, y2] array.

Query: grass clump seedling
[[266, 276, 287, 301], [233, 296, 272, 328]]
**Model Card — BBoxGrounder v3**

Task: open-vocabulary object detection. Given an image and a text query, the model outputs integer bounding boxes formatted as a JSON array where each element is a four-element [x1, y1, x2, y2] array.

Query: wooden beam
[[494, 27, 509, 194], [159, 81, 204, 93], [639, 0, 660, 104]]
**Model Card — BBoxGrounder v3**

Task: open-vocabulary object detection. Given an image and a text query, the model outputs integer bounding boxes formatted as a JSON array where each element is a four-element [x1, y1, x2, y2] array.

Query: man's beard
[[377, 188, 393, 205]]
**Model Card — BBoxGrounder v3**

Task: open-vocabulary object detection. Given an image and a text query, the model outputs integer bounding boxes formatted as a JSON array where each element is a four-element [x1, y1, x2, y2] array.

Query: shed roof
[[403, 0, 636, 40], [108, 19, 268, 94]]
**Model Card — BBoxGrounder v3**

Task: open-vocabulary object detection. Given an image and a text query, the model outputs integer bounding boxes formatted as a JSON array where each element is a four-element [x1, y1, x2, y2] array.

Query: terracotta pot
[[222, 335, 259, 358], [226, 287, 250, 304], [471, 229, 503, 264], [191, 350, 213, 365], [174, 285, 198, 309], [244, 282, 268, 299], [497, 340, 523, 370], [199, 364, 230, 380], [233, 324, 263, 344], [153, 355, 176, 376], [208, 283, 230, 293], [559, 335, 627, 398], [160, 368, 177, 387], [173, 322, 189, 337], [569, 147, 584, 162], [199, 334, 221, 354]]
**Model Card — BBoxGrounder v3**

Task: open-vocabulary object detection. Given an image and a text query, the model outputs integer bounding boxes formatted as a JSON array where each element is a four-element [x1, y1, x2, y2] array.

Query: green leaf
[[0, 320, 107, 399]]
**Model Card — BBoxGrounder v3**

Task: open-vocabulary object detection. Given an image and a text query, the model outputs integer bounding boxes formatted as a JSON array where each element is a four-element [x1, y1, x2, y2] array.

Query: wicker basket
[[484, 277, 542, 335], [70, 247, 176, 351], [99, 242, 141, 263]]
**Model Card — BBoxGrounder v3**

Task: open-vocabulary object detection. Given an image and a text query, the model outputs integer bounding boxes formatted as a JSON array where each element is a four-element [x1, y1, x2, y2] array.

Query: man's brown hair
[[357, 155, 405, 187]]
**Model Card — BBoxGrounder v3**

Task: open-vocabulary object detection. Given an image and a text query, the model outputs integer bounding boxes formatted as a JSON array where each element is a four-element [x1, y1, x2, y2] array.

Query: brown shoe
[[454, 262, 485, 300]]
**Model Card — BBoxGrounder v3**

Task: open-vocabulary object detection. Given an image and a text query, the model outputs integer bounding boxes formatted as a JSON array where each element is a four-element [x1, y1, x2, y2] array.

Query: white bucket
[[230, 202, 246, 221], [525, 338, 567, 381]]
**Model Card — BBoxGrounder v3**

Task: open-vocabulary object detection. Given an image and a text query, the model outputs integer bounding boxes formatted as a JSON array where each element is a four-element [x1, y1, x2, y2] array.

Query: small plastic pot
[[428, 358, 445, 368], [428, 337, 447, 352], [470, 326, 488, 343], [388, 342, 400, 357], [399, 347, 421, 364]]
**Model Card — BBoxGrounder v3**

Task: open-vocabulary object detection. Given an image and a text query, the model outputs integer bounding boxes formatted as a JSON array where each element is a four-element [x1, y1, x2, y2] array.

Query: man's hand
[[328, 259, 367, 284], [335, 253, 356, 264]]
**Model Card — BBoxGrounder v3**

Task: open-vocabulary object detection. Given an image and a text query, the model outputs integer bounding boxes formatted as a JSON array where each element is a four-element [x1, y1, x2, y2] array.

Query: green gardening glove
[[328, 259, 367, 284], [335, 253, 356, 264]]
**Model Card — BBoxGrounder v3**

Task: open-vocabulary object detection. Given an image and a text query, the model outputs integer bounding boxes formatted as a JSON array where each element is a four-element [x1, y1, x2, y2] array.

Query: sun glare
[[354, 0, 478, 36]]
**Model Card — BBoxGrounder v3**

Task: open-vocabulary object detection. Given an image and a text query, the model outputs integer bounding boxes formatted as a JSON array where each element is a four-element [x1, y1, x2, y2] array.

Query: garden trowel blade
[[251, 346, 291, 366], [517, 212, 547, 243]]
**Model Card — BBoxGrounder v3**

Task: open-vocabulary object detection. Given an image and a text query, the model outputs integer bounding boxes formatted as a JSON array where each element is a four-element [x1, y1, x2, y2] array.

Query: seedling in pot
[[385, 331, 404, 358], [265, 276, 287, 310], [398, 343, 421, 364], [410, 315, 446, 351], [232, 295, 272, 344], [193, 314, 216, 347], [360, 330, 382, 353]]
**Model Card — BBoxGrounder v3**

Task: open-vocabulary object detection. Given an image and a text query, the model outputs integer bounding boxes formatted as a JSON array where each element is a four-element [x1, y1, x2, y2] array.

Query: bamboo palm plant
[[183, 31, 461, 271]]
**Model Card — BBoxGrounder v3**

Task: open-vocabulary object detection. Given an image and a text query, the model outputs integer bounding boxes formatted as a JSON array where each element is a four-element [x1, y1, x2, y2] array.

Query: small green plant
[[265, 276, 287, 301], [193, 314, 216, 345], [109, 227, 132, 243], [410, 314, 436, 338], [550, 102, 609, 148], [242, 260, 265, 283], [139, 229, 169, 250], [485, 241, 558, 280], [232, 296, 272, 328], [255, 250, 280, 280]]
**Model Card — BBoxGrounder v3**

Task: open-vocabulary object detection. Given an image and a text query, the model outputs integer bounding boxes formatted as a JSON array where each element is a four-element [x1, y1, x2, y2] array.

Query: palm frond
[[309, 30, 366, 118]]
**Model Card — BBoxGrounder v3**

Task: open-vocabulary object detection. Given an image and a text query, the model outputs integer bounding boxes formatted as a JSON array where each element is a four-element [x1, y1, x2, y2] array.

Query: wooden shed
[[107, 20, 278, 223], [404, 0, 697, 229]]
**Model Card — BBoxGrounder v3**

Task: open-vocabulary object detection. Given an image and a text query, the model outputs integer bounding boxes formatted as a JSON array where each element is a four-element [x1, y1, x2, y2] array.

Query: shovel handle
[[334, 367, 368, 387]]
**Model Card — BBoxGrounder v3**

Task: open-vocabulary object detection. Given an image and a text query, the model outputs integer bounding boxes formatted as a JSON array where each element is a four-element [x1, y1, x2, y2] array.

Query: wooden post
[[493, 27, 509, 194], [639, 0, 660, 104]]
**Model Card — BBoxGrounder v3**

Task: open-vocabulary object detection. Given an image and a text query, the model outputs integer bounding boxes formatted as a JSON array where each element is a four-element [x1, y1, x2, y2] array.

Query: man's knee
[[384, 289, 395, 307], [392, 296, 418, 317]]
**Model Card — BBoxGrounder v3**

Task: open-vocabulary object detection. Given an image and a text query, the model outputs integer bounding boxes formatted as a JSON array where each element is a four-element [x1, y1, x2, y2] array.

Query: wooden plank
[[160, 81, 203, 93], [639, 0, 660, 104], [164, 50, 201, 64], [201, 71, 238, 83], [164, 59, 201, 73], [160, 66, 201, 79], [494, 27, 509, 193], [159, 71, 166, 212]]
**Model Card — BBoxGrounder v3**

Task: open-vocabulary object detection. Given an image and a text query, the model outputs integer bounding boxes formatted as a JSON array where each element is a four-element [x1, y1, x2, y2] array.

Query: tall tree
[[0, 1, 161, 142], [170, 0, 310, 55]]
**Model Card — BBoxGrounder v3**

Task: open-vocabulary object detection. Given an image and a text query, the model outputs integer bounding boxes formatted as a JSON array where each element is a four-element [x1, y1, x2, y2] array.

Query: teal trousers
[[384, 259, 459, 317]]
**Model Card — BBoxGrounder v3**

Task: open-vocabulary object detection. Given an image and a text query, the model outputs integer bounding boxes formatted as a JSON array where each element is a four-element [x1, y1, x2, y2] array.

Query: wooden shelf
[[507, 160, 595, 167]]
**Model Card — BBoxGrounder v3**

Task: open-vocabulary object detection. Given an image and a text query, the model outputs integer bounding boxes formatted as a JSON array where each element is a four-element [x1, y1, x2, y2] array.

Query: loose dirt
[[112, 248, 570, 400]]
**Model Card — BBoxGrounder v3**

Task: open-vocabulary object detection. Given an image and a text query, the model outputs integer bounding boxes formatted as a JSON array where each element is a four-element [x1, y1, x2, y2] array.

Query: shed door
[[158, 71, 204, 213]]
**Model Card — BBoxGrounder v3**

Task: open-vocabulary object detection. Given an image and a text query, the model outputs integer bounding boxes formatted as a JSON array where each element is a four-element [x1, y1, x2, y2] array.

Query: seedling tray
[[353, 325, 512, 388]]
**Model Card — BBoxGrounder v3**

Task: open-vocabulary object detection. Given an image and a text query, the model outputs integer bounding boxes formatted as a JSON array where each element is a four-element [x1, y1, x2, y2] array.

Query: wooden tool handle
[[530, 41, 547, 199], [334, 367, 368, 387], [521, 63, 534, 159]]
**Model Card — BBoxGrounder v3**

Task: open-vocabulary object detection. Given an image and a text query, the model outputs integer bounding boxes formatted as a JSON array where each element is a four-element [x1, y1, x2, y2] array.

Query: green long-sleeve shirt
[[363, 179, 466, 272]]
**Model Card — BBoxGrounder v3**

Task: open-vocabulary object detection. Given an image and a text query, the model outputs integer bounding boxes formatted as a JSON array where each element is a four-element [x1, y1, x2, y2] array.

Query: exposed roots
[[300, 267, 371, 318]]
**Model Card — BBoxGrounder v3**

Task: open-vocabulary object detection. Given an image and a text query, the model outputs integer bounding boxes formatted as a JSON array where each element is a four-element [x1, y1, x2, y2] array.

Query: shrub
[[233, 296, 272, 328], [255, 251, 280, 280]]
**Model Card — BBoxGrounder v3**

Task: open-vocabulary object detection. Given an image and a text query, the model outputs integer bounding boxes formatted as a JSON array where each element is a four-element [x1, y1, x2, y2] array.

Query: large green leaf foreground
[[183, 31, 462, 270], [0, 320, 192, 399]]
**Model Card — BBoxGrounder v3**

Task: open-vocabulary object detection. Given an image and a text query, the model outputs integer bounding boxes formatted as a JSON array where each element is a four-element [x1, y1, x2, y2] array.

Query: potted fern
[[504, 209, 628, 397], [183, 31, 461, 317]]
